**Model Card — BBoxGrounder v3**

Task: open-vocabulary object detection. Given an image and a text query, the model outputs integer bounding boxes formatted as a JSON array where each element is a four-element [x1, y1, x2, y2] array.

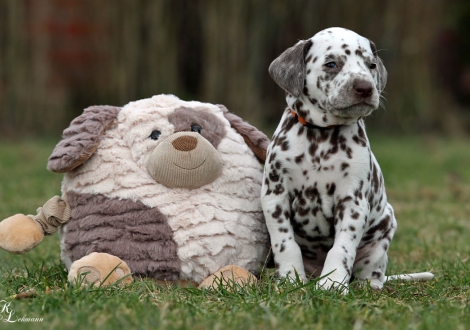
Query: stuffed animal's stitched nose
[[172, 135, 198, 151], [353, 80, 373, 97]]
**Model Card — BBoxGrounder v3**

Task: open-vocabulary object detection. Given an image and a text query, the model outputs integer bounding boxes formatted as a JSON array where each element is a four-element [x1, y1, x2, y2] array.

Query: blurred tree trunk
[[371, 0, 464, 133], [102, 0, 180, 105], [0, 1, 68, 136]]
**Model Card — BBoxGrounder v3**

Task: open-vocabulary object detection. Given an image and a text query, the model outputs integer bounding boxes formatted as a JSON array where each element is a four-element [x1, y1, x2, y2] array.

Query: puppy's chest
[[273, 122, 370, 192], [270, 121, 371, 238]]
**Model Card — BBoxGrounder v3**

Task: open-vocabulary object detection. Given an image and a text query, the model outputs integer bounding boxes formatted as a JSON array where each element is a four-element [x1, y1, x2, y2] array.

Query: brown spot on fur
[[268, 152, 277, 163], [64, 191, 180, 281], [169, 107, 226, 148], [327, 183, 336, 196], [295, 153, 305, 164], [273, 184, 285, 195], [269, 170, 280, 182], [308, 98, 318, 105], [272, 205, 283, 219]]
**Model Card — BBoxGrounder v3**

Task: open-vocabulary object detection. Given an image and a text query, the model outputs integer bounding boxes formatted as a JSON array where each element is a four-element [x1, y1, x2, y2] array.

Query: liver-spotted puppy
[[262, 27, 432, 291]]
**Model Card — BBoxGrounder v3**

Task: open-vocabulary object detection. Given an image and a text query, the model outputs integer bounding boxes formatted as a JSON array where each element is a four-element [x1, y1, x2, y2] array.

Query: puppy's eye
[[191, 124, 202, 134], [325, 62, 338, 69], [149, 130, 161, 140], [369, 63, 377, 69]]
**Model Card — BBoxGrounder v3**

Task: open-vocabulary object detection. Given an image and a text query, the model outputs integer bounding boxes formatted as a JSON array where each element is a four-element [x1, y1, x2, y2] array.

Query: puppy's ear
[[269, 39, 313, 98], [47, 106, 120, 173], [369, 40, 387, 92], [218, 105, 270, 164]]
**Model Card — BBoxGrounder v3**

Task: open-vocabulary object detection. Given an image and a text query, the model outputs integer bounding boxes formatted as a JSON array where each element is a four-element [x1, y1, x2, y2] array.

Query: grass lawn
[[0, 135, 469, 329]]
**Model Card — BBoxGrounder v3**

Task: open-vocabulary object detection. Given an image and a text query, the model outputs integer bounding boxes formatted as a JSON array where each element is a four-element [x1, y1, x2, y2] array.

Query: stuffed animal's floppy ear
[[369, 40, 387, 93], [47, 106, 121, 173], [269, 39, 313, 98], [219, 105, 270, 164]]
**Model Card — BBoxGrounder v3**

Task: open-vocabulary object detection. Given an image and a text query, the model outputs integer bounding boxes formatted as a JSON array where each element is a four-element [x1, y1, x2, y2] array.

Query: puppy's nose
[[353, 80, 373, 97], [172, 135, 198, 151]]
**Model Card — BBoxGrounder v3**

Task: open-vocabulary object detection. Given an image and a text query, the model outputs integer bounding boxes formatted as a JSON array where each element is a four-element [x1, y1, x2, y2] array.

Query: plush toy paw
[[197, 265, 256, 289], [0, 214, 44, 254], [68, 252, 133, 287]]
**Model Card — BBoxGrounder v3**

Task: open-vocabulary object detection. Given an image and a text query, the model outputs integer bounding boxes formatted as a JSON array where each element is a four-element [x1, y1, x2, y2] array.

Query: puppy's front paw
[[368, 278, 384, 290], [316, 276, 349, 294], [277, 266, 307, 284]]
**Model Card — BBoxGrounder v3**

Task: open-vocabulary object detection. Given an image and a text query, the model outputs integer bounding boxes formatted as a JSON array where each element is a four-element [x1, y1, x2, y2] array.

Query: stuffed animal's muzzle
[[147, 131, 223, 189]]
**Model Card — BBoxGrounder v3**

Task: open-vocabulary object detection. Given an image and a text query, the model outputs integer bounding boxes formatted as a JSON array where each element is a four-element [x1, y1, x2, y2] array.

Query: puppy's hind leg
[[353, 250, 388, 289]]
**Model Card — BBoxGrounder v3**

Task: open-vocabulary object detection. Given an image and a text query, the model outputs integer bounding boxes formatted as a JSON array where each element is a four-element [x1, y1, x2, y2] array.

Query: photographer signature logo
[[0, 300, 44, 323]]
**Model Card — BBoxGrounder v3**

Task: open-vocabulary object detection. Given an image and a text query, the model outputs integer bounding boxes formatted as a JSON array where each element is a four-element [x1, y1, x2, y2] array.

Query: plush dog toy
[[0, 94, 270, 288]]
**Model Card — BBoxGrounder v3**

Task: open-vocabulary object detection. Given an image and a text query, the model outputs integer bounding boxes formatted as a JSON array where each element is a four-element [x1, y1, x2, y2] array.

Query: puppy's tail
[[385, 272, 434, 282]]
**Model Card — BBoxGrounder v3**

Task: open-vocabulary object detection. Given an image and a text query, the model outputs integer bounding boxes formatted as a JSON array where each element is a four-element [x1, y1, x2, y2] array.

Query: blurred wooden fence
[[0, 0, 468, 137]]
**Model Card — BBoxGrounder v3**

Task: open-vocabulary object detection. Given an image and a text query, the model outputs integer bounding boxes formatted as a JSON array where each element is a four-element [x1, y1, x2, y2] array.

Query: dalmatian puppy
[[262, 27, 433, 291]]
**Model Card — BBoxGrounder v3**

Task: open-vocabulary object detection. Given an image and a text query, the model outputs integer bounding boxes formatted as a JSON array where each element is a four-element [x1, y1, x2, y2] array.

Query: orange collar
[[290, 110, 338, 130]]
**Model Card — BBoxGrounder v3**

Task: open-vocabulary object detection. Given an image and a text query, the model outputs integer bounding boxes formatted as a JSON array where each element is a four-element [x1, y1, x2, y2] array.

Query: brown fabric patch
[[63, 191, 181, 281], [168, 107, 226, 148], [47, 106, 121, 173], [219, 105, 270, 164]]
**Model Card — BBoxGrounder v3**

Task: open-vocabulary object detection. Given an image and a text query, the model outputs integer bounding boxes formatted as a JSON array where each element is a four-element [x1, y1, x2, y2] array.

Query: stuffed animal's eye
[[369, 63, 377, 69], [325, 62, 338, 69], [191, 124, 202, 134], [149, 130, 161, 140]]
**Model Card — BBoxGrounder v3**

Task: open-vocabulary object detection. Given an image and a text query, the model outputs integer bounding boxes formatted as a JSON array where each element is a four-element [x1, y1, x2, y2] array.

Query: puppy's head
[[269, 27, 387, 126]]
